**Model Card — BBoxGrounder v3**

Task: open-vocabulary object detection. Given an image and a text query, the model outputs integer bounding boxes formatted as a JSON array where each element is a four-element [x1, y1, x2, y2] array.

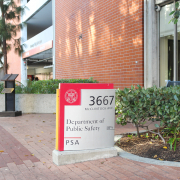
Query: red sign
[[57, 83, 114, 151]]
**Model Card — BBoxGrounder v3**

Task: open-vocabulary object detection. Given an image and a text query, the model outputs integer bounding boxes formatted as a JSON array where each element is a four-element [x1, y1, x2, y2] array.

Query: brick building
[[4, 0, 177, 89]]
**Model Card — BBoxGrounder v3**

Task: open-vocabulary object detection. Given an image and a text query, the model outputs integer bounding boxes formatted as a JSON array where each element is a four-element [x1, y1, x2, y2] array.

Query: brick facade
[[55, 0, 144, 89]]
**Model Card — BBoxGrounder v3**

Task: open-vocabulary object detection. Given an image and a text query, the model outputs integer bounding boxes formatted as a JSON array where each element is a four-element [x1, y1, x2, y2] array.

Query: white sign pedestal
[[53, 147, 117, 166], [52, 84, 117, 166]]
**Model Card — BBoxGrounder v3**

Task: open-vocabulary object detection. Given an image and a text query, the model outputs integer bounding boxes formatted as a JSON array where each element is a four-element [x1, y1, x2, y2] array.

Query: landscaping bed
[[115, 85, 180, 162], [116, 131, 180, 162]]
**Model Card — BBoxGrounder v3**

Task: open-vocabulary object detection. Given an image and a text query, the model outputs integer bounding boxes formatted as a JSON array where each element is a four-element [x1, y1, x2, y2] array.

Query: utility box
[[52, 83, 117, 166], [0, 74, 22, 117]]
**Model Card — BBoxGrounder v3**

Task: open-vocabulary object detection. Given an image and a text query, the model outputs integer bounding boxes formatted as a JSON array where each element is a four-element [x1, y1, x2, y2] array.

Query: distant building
[[6, 0, 177, 88]]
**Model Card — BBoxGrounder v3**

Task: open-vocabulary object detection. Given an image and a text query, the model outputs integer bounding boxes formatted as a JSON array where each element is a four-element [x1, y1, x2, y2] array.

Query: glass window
[[177, 14, 180, 81], [160, 3, 174, 86]]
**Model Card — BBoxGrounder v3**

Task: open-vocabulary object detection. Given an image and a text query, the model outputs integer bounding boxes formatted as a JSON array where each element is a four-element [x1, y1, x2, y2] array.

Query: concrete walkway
[[0, 114, 179, 180]]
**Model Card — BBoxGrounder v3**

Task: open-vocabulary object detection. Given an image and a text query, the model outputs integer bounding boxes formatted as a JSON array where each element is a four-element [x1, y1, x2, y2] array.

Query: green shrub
[[0, 82, 4, 93], [155, 85, 180, 150], [13, 78, 98, 94], [116, 85, 159, 138], [116, 85, 180, 150]]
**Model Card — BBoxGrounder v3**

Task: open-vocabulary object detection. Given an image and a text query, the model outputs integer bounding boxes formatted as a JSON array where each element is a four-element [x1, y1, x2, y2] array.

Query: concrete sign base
[[52, 147, 117, 166]]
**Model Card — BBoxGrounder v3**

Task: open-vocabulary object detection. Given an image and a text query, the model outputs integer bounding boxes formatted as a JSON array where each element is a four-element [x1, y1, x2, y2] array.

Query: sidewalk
[[0, 114, 179, 180]]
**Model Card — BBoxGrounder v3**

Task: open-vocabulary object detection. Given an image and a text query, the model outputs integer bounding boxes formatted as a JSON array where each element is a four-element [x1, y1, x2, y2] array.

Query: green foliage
[[0, 82, 3, 93], [155, 135, 159, 140], [127, 134, 133, 139], [116, 85, 180, 146], [10, 78, 98, 94], [169, 2, 180, 24], [157, 86, 180, 150], [0, 0, 25, 73], [116, 85, 159, 137]]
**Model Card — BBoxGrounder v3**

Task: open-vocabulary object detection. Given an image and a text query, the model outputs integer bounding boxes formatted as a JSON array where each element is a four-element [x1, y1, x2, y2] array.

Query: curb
[[114, 135, 180, 167]]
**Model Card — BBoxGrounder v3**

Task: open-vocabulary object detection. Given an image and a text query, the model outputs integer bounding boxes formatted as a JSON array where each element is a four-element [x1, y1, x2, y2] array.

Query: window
[[159, 1, 180, 86], [160, 2, 174, 86]]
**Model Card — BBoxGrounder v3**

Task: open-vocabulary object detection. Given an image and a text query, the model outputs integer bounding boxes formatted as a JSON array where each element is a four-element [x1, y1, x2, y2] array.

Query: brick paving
[[0, 126, 39, 168], [0, 114, 179, 180]]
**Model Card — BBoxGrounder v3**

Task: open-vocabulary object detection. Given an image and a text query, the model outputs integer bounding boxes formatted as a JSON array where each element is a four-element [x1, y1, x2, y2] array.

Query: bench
[[166, 80, 180, 87]]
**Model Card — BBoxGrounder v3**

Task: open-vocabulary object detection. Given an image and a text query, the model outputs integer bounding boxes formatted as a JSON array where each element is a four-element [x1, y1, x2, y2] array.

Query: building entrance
[[24, 48, 53, 81]]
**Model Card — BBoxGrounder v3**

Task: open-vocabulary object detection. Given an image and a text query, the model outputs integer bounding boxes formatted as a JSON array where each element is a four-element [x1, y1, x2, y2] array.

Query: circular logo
[[65, 89, 78, 104]]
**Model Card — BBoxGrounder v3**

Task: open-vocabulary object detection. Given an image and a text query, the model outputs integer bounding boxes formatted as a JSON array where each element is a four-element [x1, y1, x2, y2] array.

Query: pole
[[174, 0, 178, 81]]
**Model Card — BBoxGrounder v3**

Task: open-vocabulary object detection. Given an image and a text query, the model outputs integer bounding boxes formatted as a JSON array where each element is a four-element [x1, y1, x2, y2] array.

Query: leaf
[[38, 140, 41, 142], [175, 2, 179, 8], [168, 138, 174, 150], [0, 151, 4, 153], [154, 155, 157, 158], [155, 100, 160, 106], [178, 106, 180, 112], [41, 131, 44, 133], [174, 95, 178, 101], [154, 124, 159, 128], [169, 11, 175, 15], [169, 19, 172, 24], [159, 158, 163, 161], [160, 121, 164, 127], [174, 19, 178, 24], [163, 146, 167, 149], [158, 110, 162, 115], [31, 154, 34, 156], [149, 142, 152, 144]]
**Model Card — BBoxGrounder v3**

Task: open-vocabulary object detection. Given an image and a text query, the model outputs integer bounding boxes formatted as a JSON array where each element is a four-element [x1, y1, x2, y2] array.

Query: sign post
[[53, 83, 117, 166], [0, 74, 22, 117]]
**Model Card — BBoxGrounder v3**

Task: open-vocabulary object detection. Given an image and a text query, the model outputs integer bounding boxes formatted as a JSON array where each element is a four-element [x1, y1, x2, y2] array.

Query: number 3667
[[89, 96, 114, 106]]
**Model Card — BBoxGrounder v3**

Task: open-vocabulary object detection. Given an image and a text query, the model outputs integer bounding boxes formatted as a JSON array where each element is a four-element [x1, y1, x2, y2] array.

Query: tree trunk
[[136, 124, 140, 138], [1, 2, 7, 75], [3, 39, 7, 75]]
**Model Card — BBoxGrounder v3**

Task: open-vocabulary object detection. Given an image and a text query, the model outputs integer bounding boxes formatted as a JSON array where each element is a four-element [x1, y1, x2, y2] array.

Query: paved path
[[0, 114, 179, 180]]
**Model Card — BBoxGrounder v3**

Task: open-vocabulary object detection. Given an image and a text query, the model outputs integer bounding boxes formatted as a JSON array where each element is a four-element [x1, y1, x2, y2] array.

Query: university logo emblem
[[65, 89, 78, 103]]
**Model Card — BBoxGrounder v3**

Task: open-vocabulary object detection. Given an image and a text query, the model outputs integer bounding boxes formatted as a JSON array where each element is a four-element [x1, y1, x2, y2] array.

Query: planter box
[[0, 94, 56, 113]]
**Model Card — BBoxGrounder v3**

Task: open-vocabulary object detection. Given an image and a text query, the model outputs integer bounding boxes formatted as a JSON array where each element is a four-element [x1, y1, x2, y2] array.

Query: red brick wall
[[7, 0, 21, 82], [55, 0, 144, 89]]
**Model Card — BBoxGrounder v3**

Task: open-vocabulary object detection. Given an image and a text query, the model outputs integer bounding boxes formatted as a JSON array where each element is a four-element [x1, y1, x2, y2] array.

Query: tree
[[0, 0, 24, 74], [169, 2, 180, 24]]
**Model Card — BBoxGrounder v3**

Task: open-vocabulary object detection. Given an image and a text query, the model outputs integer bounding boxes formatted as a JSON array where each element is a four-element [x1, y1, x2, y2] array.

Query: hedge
[[0, 78, 98, 94], [115, 85, 180, 150]]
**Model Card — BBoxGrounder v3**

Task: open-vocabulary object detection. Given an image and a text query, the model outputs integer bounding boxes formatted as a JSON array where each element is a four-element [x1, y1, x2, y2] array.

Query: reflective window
[[160, 3, 174, 86]]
